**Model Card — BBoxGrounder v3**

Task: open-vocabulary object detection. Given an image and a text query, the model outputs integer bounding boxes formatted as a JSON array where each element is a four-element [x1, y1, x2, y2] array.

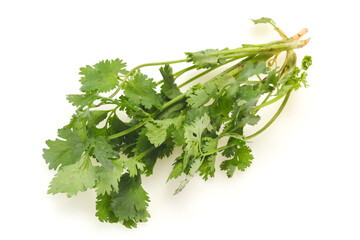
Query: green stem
[[203, 144, 234, 156], [174, 65, 197, 78], [245, 91, 291, 140], [135, 146, 156, 161], [160, 93, 187, 111], [206, 40, 306, 57], [107, 117, 152, 140], [253, 93, 285, 111]]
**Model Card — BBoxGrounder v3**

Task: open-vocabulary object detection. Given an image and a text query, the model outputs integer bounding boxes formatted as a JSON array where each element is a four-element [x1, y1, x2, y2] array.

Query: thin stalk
[[206, 39, 307, 57], [203, 144, 234, 156], [135, 146, 156, 161], [253, 93, 285, 111], [245, 91, 291, 140], [160, 93, 187, 111], [174, 65, 197, 78], [107, 116, 152, 140]]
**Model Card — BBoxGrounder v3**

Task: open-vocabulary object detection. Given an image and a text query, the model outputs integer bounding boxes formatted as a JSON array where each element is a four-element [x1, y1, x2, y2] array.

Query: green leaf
[[121, 158, 145, 177], [88, 110, 109, 127], [251, 17, 276, 26], [184, 113, 213, 144], [238, 85, 262, 102], [48, 152, 99, 197], [144, 122, 166, 147], [201, 137, 218, 153], [157, 139, 175, 159], [66, 93, 100, 108], [174, 157, 203, 195], [95, 193, 119, 223], [96, 159, 124, 195], [80, 58, 127, 93], [302, 55, 312, 70], [220, 141, 254, 178], [186, 82, 217, 108], [199, 154, 216, 180], [110, 174, 150, 228], [43, 128, 86, 170], [93, 136, 119, 169], [172, 127, 186, 147], [238, 61, 268, 83], [167, 160, 183, 182], [186, 49, 227, 69], [68, 110, 89, 142], [144, 115, 185, 147], [124, 71, 162, 109], [160, 64, 182, 99]]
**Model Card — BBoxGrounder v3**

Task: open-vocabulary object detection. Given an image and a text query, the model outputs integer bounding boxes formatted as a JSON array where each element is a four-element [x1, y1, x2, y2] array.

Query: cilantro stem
[[107, 117, 151, 140], [207, 40, 307, 57], [130, 59, 190, 72], [174, 65, 197, 78], [160, 94, 186, 111], [203, 144, 234, 156], [253, 93, 285, 111], [135, 146, 156, 161], [259, 91, 272, 106], [245, 91, 291, 140]]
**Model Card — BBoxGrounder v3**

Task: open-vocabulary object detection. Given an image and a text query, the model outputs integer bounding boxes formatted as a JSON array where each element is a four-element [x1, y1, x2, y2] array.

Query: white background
[[1, 0, 360, 239]]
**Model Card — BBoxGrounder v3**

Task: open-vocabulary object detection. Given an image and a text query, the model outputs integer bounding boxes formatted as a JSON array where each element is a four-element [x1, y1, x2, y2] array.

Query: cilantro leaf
[[185, 82, 217, 108], [124, 71, 162, 109], [237, 61, 268, 82], [251, 17, 276, 26], [80, 58, 127, 93], [93, 136, 119, 169], [199, 154, 216, 180], [302, 55, 312, 70], [174, 157, 203, 194], [95, 193, 119, 223], [43, 128, 86, 170], [48, 151, 99, 197], [220, 141, 254, 178], [167, 159, 183, 182], [186, 49, 227, 69], [66, 93, 100, 109], [184, 113, 213, 144], [121, 158, 145, 177], [96, 158, 124, 195], [144, 115, 185, 147], [110, 174, 150, 228], [160, 64, 182, 99]]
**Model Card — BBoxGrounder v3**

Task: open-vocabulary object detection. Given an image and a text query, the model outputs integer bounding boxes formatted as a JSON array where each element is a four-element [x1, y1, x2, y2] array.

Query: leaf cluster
[[43, 17, 311, 228]]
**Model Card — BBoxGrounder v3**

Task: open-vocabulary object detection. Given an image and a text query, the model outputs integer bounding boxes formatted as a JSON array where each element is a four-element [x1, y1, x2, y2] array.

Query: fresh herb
[[43, 18, 311, 228]]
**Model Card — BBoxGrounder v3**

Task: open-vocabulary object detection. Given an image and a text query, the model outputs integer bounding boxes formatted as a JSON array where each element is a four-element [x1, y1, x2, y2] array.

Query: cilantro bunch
[[43, 18, 312, 228]]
